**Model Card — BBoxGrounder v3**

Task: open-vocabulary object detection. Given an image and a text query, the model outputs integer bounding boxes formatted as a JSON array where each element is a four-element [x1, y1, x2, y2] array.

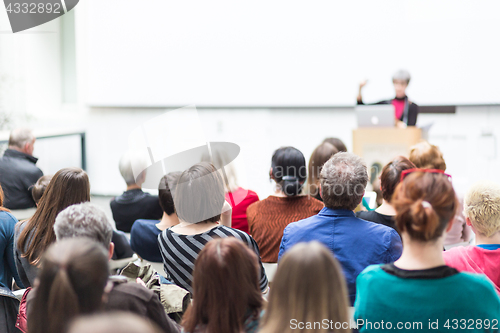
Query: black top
[[357, 95, 418, 126], [0, 149, 43, 209], [382, 263, 459, 279], [111, 230, 135, 259], [110, 189, 163, 232], [356, 210, 397, 233]]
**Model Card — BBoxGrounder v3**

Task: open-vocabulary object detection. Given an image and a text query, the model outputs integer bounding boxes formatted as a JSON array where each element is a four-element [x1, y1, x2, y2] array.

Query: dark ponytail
[[392, 172, 457, 241], [271, 147, 306, 197]]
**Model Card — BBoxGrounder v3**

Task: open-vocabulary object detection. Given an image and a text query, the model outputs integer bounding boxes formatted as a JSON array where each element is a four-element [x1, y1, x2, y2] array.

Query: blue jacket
[[0, 211, 23, 289], [278, 207, 402, 304]]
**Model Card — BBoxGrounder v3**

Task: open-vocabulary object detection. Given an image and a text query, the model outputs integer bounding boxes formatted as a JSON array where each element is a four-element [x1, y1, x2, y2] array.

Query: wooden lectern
[[353, 127, 422, 174]]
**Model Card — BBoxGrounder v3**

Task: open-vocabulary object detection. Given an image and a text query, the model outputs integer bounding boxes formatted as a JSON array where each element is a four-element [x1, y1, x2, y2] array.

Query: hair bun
[[282, 176, 302, 197]]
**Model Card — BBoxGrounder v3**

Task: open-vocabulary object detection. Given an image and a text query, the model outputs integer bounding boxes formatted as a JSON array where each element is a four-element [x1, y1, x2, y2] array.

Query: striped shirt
[[157, 225, 268, 293]]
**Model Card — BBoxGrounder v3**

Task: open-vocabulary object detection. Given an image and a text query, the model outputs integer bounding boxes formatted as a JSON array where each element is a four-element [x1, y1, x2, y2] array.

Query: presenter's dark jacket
[[357, 96, 418, 126], [0, 149, 43, 210]]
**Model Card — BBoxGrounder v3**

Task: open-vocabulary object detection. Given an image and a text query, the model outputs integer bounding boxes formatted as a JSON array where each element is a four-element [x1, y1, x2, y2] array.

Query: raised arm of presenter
[[356, 80, 368, 104]]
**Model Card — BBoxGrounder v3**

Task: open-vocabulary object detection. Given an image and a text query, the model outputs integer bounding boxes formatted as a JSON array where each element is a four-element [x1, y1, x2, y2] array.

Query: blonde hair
[[464, 181, 500, 237], [408, 141, 446, 171], [260, 242, 350, 333]]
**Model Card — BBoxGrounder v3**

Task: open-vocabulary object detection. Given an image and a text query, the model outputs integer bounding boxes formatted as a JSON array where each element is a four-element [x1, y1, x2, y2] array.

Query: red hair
[[182, 238, 263, 333], [392, 171, 457, 241]]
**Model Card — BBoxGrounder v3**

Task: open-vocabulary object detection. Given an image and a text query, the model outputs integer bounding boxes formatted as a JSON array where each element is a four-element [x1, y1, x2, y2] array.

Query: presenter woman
[[357, 70, 418, 127]]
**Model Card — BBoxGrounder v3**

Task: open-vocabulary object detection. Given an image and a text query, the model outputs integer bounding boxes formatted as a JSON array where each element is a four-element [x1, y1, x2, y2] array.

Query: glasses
[[400, 168, 452, 182]]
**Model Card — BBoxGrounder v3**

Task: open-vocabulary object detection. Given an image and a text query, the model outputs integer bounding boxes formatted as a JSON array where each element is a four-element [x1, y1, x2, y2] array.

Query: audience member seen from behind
[[69, 313, 162, 333], [182, 238, 263, 333], [409, 141, 471, 246], [279, 152, 402, 304], [354, 170, 500, 332], [51, 202, 179, 332], [14, 167, 89, 287], [110, 150, 163, 232], [323, 137, 347, 153], [201, 147, 259, 234], [260, 241, 351, 333], [443, 181, 500, 293], [31, 175, 52, 205], [307, 142, 338, 201], [0, 128, 43, 209], [158, 162, 268, 293], [356, 156, 415, 232], [0, 185, 24, 290], [247, 147, 323, 263], [25, 173, 132, 264], [28, 238, 109, 333], [131, 172, 181, 262]]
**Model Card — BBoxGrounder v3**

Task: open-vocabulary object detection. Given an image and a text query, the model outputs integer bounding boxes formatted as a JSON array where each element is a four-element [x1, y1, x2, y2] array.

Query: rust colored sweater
[[247, 195, 324, 263]]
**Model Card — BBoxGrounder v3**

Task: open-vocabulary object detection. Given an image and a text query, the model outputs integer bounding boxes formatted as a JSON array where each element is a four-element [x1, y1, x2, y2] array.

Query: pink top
[[443, 245, 500, 294], [225, 187, 259, 234], [391, 98, 406, 120]]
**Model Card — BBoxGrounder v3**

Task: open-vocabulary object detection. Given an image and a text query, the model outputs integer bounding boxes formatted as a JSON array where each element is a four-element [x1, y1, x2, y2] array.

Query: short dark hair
[[158, 172, 182, 216], [380, 156, 415, 202], [174, 162, 225, 224]]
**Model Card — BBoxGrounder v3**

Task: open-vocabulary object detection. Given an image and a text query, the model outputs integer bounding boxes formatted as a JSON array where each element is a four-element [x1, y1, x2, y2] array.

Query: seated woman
[[15, 167, 90, 287], [247, 147, 323, 262], [409, 141, 472, 246], [323, 137, 347, 152], [27, 173, 133, 263], [28, 238, 109, 333], [260, 241, 350, 333], [354, 170, 500, 332], [443, 181, 500, 293], [157, 162, 268, 293], [182, 238, 263, 333], [356, 156, 415, 231], [0, 185, 24, 290], [202, 147, 259, 234], [131, 172, 181, 262], [307, 142, 338, 201]]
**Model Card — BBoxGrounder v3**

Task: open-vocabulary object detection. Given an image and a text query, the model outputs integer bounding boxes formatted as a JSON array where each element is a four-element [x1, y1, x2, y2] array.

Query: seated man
[[278, 152, 402, 304], [0, 128, 43, 209], [111, 151, 163, 232], [443, 181, 500, 294], [42, 202, 179, 333]]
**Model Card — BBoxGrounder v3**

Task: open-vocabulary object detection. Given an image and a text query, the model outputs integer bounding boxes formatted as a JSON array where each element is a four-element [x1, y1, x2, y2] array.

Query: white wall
[[1, 5, 500, 199]]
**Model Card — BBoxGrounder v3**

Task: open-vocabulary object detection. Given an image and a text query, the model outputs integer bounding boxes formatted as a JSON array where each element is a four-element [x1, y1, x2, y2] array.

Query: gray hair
[[119, 150, 149, 185], [392, 69, 411, 84], [9, 128, 35, 149], [320, 152, 368, 210], [54, 202, 113, 249]]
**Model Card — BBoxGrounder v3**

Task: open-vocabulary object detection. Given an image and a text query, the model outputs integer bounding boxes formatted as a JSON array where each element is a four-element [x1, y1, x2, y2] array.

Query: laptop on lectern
[[355, 105, 395, 127]]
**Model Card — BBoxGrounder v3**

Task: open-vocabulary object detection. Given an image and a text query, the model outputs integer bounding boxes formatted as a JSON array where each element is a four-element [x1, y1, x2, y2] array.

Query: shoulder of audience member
[[0, 210, 18, 226], [454, 272, 500, 304], [358, 264, 385, 283], [107, 280, 158, 304]]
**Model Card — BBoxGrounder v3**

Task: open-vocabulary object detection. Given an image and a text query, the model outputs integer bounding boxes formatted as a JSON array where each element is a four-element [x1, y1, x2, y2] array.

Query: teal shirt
[[354, 265, 500, 332]]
